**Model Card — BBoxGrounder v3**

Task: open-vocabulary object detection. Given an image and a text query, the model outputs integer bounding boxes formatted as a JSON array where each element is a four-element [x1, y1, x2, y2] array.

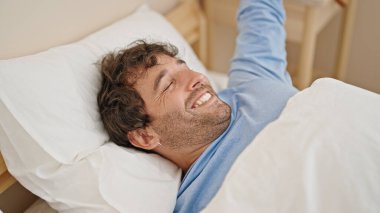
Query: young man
[[98, 0, 299, 212]]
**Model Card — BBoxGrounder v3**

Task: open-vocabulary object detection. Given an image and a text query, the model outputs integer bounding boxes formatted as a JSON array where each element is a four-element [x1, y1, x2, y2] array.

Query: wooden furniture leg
[[297, 6, 318, 89], [336, 0, 357, 81]]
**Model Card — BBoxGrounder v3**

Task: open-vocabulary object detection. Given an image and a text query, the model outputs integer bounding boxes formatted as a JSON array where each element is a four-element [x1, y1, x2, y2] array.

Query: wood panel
[[167, 0, 208, 64], [0, 154, 16, 194]]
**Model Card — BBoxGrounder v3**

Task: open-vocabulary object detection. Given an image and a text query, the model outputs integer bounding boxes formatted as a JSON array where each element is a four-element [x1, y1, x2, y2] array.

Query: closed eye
[[162, 81, 173, 93]]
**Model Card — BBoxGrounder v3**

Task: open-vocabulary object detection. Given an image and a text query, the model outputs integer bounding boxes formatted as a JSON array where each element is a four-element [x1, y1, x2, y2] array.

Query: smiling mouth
[[192, 92, 212, 109]]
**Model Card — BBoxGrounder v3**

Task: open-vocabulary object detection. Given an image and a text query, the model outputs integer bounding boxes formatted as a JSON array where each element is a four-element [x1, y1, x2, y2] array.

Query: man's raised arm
[[228, 0, 293, 87]]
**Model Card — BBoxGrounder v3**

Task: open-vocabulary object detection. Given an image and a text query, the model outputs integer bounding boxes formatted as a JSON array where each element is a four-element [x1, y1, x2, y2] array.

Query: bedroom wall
[[0, 0, 177, 59], [208, 0, 380, 94], [313, 0, 380, 93], [342, 0, 380, 93]]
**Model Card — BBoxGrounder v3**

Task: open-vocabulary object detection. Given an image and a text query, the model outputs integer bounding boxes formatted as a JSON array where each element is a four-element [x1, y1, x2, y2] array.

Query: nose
[[178, 70, 207, 91]]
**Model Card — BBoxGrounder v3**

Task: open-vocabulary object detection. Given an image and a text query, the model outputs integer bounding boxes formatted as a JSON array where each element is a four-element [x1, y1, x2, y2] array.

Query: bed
[[1, 0, 380, 212], [0, 0, 218, 212]]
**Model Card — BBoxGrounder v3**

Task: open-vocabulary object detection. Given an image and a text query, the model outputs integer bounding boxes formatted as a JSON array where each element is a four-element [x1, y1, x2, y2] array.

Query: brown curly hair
[[97, 40, 178, 152]]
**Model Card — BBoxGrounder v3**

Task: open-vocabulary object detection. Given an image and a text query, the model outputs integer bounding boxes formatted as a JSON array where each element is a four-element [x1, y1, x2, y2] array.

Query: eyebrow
[[153, 59, 186, 93]]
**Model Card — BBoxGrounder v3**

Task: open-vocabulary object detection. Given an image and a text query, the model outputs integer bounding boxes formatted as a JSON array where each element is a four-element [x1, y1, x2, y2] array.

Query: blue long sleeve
[[174, 1, 298, 212], [229, 0, 292, 87]]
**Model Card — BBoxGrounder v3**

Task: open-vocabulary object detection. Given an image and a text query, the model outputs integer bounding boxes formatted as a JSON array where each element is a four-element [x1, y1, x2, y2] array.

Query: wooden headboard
[[0, 0, 207, 194], [0, 154, 15, 193]]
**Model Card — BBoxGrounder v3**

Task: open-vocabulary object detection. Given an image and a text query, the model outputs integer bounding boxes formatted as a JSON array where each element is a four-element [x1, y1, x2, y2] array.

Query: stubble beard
[[152, 99, 231, 150]]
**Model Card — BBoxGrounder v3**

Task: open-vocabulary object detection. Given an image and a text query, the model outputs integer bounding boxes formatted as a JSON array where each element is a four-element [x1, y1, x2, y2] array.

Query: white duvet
[[202, 78, 380, 213]]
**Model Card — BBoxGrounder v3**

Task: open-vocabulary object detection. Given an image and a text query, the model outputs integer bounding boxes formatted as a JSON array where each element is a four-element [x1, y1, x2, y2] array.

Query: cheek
[[146, 92, 185, 119], [162, 92, 185, 112]]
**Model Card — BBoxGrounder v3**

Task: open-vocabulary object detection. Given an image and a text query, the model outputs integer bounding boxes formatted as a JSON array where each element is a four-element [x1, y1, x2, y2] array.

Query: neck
[[155, 143, 210, 174]]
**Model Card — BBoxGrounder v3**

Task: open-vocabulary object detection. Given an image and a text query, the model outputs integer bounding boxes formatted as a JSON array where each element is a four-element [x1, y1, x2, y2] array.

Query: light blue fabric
[[174, 0, 299, 212]]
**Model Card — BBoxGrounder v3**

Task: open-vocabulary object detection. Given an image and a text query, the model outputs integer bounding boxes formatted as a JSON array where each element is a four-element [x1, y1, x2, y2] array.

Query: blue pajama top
[[174, 0, 298, 212]]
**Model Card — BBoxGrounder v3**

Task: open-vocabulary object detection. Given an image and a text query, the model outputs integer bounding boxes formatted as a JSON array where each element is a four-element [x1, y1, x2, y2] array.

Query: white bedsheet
[[202, 78, 380, 213]]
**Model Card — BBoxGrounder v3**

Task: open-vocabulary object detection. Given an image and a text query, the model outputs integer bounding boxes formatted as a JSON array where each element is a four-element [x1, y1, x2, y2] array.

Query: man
[[98, 0, 299, 212]]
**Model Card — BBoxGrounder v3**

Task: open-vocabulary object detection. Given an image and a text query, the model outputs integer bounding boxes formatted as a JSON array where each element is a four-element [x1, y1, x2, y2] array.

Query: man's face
[[133, 54, 231, 150]]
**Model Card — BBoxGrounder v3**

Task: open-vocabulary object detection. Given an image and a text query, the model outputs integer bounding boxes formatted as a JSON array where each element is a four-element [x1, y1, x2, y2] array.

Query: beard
[[151, 95, 231, 150]]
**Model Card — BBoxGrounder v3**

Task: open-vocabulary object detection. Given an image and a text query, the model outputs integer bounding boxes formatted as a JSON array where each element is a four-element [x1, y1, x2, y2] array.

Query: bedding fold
[[202, 78, 380, 213]]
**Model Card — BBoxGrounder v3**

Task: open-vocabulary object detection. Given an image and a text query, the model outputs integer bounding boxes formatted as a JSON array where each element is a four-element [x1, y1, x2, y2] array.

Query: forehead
[[138, 54, 178, 80], [126, 54, 175, 85], [133, 54, 177, 92]]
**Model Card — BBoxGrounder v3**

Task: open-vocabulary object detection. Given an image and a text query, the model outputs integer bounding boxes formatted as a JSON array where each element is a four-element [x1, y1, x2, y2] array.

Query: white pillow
[[0, 4, 213, 212]]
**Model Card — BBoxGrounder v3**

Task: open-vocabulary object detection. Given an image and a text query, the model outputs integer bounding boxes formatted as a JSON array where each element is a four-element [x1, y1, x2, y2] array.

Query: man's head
[[97, 40, 231, 163]]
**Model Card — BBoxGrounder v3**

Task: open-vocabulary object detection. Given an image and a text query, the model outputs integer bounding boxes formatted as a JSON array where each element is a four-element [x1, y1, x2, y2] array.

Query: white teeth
[[194, 93, 211, 108]]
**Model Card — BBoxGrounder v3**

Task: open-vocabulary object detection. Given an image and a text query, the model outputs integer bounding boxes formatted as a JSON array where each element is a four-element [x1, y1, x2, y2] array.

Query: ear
[[127, 126, 161, 150]]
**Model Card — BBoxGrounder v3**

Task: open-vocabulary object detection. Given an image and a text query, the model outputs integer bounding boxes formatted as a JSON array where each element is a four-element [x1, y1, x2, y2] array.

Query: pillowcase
[[0, 4, 214, 212]]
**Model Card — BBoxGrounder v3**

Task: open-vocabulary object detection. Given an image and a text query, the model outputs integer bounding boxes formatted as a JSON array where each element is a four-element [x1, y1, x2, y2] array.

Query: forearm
[[228, 0, 292, 87]]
